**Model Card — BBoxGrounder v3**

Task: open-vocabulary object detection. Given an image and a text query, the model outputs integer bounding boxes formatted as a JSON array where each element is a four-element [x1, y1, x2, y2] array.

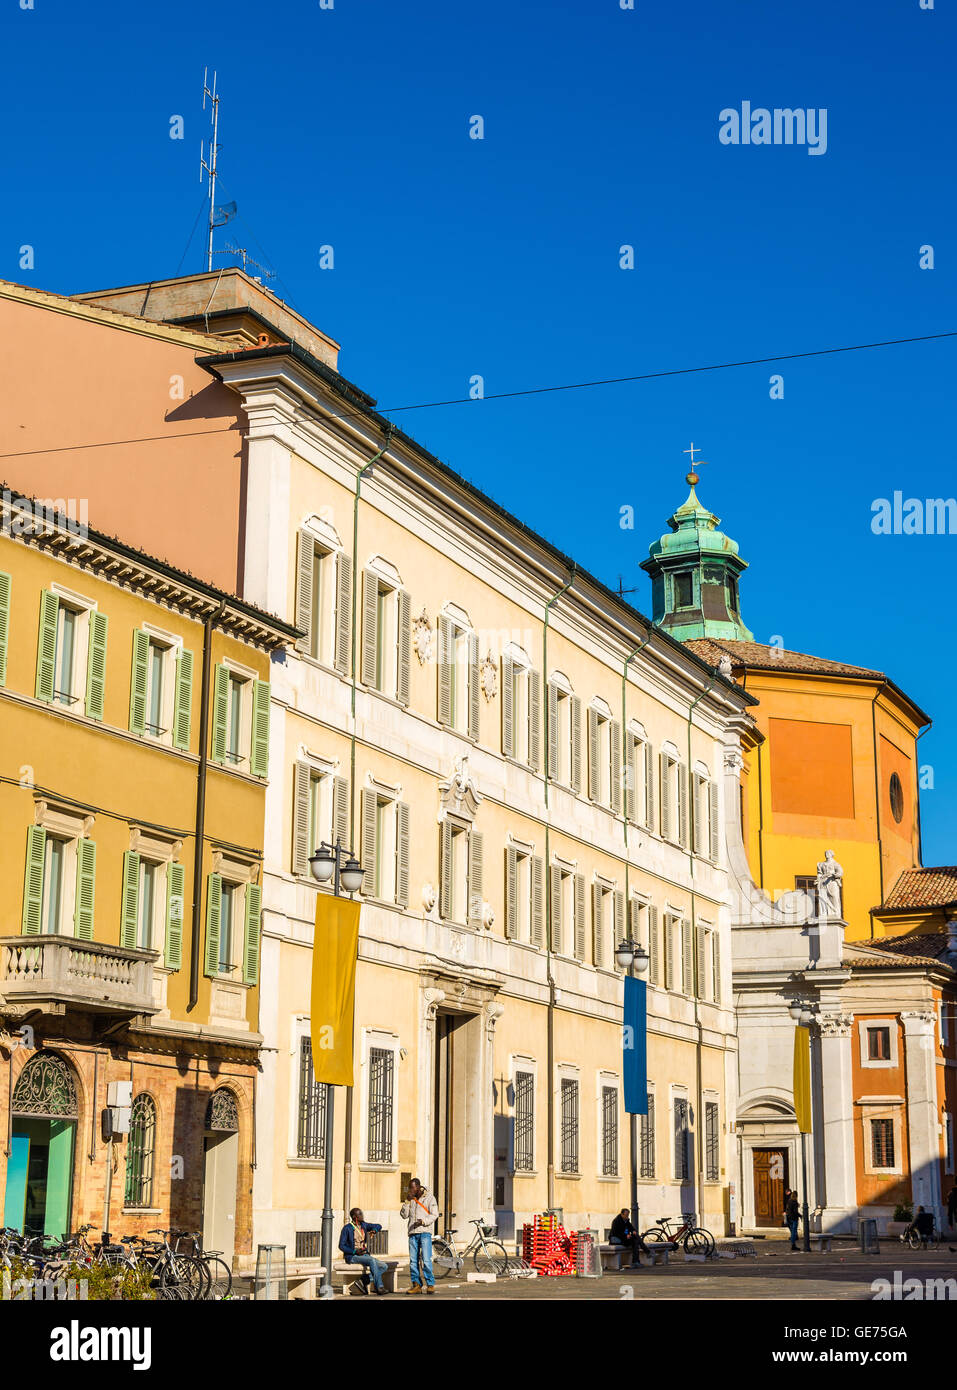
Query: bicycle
[[170, 1229, 232, 1300], [640, 1213, 716, 1256], [902, 1221, 941, 1251], [431, 1218, 510, 1278]]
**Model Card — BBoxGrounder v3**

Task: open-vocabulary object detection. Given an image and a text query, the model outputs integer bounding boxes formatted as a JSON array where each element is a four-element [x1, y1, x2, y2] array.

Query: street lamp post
[[789, 1000, 815, 1254], [309, 837, 364, 1298], [615, 937, 650, 1236]]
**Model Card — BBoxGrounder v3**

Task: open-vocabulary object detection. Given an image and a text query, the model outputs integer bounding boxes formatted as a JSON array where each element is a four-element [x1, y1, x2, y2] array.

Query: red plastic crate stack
[[522, 1214, 575, 1276]]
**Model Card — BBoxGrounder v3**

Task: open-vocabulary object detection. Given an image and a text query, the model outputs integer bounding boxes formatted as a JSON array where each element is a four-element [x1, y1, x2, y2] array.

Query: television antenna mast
[[220, 242, 276, 282], [200, 68, 222, 273]]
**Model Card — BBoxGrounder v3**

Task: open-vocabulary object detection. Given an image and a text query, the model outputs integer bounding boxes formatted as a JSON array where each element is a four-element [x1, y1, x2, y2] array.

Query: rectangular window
[[867, 1026, 891, 1061], [601, 1085, 619, 1177], [640, 1094, 656, 1178], [219, 881, 236, 973], [375, 797, 398, 903], [673, 1097, 690, 1181], [705, 1101, 719, 1182], [43, 836, 67, 935], [514, 1071, 535, 1172], [226, 675, 244, 765], [870, 1117, 895, 1169], [560, 1077, 580, 1174], [146, 640, 166, 736], [297, 1035, 327, 1160], [54, 605, 78, 705], [137, 860, 157, 951], [368, 1047, 394, 1163], [309, 546, 327, 661], [674, 572, 693, 609]]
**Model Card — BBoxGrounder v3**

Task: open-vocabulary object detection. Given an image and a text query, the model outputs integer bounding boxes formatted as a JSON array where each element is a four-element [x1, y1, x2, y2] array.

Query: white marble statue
[[815, 849, 844, 919]]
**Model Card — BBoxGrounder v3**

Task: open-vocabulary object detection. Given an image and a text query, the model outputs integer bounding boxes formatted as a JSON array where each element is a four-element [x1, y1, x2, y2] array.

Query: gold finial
[[682, 442, 708, 488]]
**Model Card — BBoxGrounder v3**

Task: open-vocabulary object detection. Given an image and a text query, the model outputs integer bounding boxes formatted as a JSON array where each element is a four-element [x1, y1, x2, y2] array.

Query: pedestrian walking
[[338, 1207, 389, 1295], [400, 1178, 438, 1294], [785, 1191, 800, 1250]]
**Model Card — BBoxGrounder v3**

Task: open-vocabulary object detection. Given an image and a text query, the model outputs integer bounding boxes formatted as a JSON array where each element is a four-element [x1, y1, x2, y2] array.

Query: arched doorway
[[3, 1051, 79, 1238], [202, 1088, 239, 1265]]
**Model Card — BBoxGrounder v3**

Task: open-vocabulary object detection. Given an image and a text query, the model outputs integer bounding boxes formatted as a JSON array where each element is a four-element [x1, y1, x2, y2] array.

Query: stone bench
[[333, 1259, 400, 1294]]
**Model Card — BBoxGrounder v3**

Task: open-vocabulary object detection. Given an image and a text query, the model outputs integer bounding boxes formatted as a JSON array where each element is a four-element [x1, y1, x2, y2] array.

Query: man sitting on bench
[[609, 1209, 646, 1267], [338, 1207, 389, 1295]]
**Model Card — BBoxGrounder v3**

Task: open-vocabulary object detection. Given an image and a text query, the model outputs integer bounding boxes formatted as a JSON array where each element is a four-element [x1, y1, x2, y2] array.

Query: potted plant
[[887, 1203, 913, 1238]]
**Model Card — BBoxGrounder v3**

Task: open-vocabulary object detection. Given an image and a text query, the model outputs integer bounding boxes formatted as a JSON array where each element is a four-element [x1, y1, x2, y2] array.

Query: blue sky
[[3, 0, 955, 864]]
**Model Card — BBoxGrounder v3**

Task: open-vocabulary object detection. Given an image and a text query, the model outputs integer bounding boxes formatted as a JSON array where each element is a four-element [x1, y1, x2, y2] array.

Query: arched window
[[206, 1087, 239, 1132], [12, 1051, 78, 1118], [124, 1093, 157, 1208]]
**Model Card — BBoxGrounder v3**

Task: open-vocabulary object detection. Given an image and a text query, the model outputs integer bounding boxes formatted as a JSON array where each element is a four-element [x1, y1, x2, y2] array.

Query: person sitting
[[338, 1207, 388, 1294], [609, 1209, 645, 1266], [913, 1206, 936, 1247]]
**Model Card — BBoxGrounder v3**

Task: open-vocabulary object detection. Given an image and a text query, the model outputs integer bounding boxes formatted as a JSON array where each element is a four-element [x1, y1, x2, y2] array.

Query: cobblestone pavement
[[334, 1244, 957, 1302]]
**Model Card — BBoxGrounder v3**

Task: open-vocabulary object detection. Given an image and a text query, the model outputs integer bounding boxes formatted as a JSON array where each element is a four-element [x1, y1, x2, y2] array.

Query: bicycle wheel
[[905, 1230, 921, 1250], [431, 1239, 457, 1279], [683, 1228, 715, 1256], [641, 1228, 667, 1245], [160, 1254, 207, 1301], [203, 1257, 233, 1300], [473, 1241, 509, 1275]]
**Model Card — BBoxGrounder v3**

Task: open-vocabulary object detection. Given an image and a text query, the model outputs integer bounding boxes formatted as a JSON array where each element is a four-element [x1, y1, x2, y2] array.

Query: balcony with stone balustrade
[[0, 934, 159, 1022]]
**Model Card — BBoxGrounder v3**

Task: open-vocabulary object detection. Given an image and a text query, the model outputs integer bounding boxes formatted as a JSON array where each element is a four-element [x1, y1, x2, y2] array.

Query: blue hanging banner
[[623, 975, 647, 1115]]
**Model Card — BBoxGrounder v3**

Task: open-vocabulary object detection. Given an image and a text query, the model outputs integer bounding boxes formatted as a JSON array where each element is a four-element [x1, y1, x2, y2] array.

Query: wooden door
[[752, 1148, 788, 1227]]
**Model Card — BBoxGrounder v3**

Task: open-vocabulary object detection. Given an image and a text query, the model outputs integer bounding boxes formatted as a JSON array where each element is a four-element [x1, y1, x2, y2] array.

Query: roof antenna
[[200, 68, 235, 273]]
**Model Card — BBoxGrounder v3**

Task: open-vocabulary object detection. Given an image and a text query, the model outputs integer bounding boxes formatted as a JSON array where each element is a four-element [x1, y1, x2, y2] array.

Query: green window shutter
[[570, 695, 582, 792], [165, 862, 185, 969], [250, 679, 271, 778], [709, 781, 720, 862], [129, 629, 150, 734], [296, 528, 314, 651], [333, 775, 350, 848], [396, 801, 410, 907], [648, 905, 659, 985], [35, 590, 59, 702], [467, 830, 484, 928], [527, 669, 541, 771], [243, 883, 262, 985], [592, 882, 603, 967], [210, 664, 229, 763], [172, 648, 194, 751], [547, 683, 559, 778], [573, 872, 586, 961], [505, 845, 518, 939], [610, 720, 622, 815], [587, 708, 600, 801], [205, 874, 222, 975], [396, 590, 411, 706], [0, 570, 11, 686], [120, 850, 141, 949], [85, 611, 108, 721], [439, 819, 453, 919], [360, 788, 377, 897], [530, 855, 545, 948], [361, 569, 379, 688], [437, 616, 453, 727], [468, 631, 480, 741], [293, 760, 311, 876], [75, 838, 97, 941], [549, 865, 562, 954], [644, 742, 655, 831], [501, 656, 514, 759], [334, 552, 352, 676], [22, 824, 47, 935]]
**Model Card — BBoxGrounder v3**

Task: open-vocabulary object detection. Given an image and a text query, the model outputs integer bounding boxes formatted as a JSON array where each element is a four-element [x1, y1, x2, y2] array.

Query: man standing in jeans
[[400, 1178, 439, 1294]]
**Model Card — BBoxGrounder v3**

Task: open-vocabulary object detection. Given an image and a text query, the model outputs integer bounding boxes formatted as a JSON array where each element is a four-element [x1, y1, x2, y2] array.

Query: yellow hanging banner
[[310, 894, 361, 1087], [793, 1025, 812, 1134]]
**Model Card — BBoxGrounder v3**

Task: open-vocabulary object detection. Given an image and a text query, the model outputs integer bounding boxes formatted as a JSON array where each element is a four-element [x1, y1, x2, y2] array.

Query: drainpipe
[[189, 598, 227, 1012], [542, 567, 575, 1213], [621, 627, 651, 1232], [686, 674, 716, 1228], [343, 423, 393, 1219]]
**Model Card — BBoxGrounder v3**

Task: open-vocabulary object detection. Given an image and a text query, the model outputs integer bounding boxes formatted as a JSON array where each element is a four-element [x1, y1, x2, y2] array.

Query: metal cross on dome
[[682, 442, 709, 484]]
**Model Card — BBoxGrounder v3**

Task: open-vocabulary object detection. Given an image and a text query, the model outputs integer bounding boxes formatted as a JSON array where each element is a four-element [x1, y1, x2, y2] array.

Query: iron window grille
[[673, 1097, 690, 1181], [514, 1071, 535, 1171], [560, 1077, 580, 1174], [601, 1086, 619, 1177], [368, 1047, 394, 1163], [705, 1101, 719, 1182], [124, 1093, 157, 1208], [640, 1093, 656, 1178], [871, 1117, 895, 1168], [297, 1035, 327, 1159]]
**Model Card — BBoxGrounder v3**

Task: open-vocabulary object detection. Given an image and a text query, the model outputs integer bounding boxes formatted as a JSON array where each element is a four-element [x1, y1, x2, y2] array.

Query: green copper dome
[[640, 475, 753, 642]]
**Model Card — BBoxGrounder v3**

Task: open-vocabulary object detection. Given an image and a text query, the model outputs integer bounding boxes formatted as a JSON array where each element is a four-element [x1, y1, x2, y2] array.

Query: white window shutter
[[610, 720, 622, 814], [468, 830, 484, 928], [592, 883, 603, 968], [361, 569, 379, 688], [293, 760, 311, 875], [333, 775, 349, 848], [335, 552, 352, 675], [396, 801, 410, 907], [664, 916, 674, 991], [296, 529, 314, 649], [501, 656, 514, 759], [547, 683, 559, 778], [360, 789, 377, 896], [527, 669, 541, 771], [574, 874, 586, 960], [614, 889, 625, 952], [531, 856, 544, 948], [648, 905, 659, 985], [437, 615, 453, 726], [644, 742, 655, 831], [681, 918, 693, 995], [397, 590, 411, 706], [570, 695, 582, 792], [709, 781, 720, 862], [660, 752, 671, 840], [439, 819, 453, 919], [505, 845, 518, 938], [696, 925, 706, 998], [712, 931, 722, 1003], [625, 737, 637, 823], [587, 708, 600, 801], [549, 865, 563, 954], [468, 631, 480, 741], [677, 763, 688, 847]]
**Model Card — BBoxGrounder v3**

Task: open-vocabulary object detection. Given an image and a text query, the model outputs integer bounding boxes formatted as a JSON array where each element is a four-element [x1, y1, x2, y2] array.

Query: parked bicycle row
[[0, 1224, 232, 1300]]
